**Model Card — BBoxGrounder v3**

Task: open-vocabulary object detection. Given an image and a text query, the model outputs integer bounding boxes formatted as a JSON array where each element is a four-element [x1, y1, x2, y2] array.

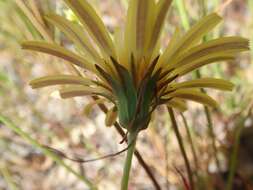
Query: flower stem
[[168, 108, 195, 190], [121, 132, 138, 190], [94, 97, 161, 189]]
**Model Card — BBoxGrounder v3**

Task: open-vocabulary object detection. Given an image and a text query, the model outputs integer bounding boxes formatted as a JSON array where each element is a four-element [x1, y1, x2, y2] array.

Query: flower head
[[22, 0, 249, 133]]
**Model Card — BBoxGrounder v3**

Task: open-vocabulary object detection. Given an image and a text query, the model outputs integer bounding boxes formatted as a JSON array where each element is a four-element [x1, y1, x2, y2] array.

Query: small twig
[[43, 139, 134, 163], [180, 113, 199, 173], [165, 123, 169, 189], [174, 166, 191, 190], [168, 108, 195, 190], [120, 131, 129, 144], [203, 102, 221, 172], [197, 70, 222, 172]]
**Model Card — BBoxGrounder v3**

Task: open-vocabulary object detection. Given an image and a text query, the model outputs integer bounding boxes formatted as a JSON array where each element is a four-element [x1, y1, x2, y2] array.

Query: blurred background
[[0, 0, 253, 189]]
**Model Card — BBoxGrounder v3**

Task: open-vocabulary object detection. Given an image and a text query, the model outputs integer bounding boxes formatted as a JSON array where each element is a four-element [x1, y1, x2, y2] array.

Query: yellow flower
[[22, 0, 249, 133]]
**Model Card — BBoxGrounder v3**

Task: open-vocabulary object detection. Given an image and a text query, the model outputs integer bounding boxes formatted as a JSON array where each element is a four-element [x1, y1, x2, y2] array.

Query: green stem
[[94, 96, 161, 190], [121, 132, 138, 190], [168, 108, 195, 190]]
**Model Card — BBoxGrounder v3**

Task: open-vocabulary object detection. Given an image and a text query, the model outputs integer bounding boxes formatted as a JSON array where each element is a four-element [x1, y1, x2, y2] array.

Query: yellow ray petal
[[136, 0, 148, 51], [105, 106, 118, 127], [165, 89, 218, 107], [175, 13, 222, 54], [167, 98, 187, 112], [60, 86, 113, 100], [114, 27, 126, 66], [64, 0, 116, 58], [45, 14, 101, 62], [161, 13, 222, 67], [60, 86, 95, 98], [29, 75, 94, 89], [22, 41, 96, 73], [135, 0, 156, 59], [173, 53, 235, 76], [157, 27, 182, 69], [83, 98, 106, 116], [170, 78, 234, 91], [171, 37, 249, 66], [148, 0, 172, 54], [123, 0, 137, 65]]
